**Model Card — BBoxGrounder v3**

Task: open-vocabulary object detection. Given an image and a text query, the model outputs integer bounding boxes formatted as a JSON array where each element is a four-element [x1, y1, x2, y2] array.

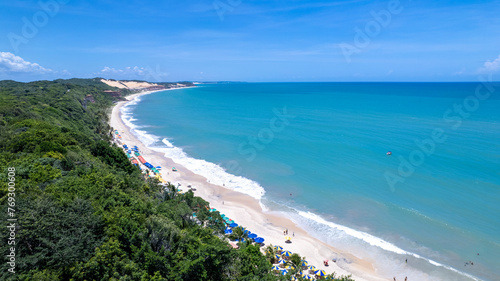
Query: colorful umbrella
[[302, 275, 313, 280], [301, 260, 309, 267], [248, 233, 258, 239], [285, 236, 292, 242], [209, 208, 216, 212], [274, 245, 283, 252], [229, 222, 238, 228], [274, 254, 281, 261], [280, 269, 288, 275], [282, 250, 292, 257], [285, 265, 296, 270], [224, 229, 233, 234], [315, 270, 327, 277], [308, 265, 317, 273], [271, 265, 280, 271], [290, 276, 298, 281], [278, 259, 287, 266], [254, 237, 264, 243]]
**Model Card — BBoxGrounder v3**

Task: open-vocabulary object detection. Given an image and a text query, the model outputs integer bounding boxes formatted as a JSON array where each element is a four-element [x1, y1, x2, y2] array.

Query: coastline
[[109, 88, 385, 281]]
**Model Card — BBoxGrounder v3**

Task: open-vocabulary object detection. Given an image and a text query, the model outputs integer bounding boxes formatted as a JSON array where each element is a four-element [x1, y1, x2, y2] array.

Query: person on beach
[[405, 277, 407, 281]]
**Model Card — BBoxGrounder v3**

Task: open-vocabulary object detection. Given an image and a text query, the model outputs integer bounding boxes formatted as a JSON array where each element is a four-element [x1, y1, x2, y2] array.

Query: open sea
[[122, 83, 500, 281]]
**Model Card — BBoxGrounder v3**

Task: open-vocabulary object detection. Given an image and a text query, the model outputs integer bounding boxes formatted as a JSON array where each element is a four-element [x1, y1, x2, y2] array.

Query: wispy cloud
[[0, 52, 52, 74], [95, 66, 169, 81], [479, 55, 500, 73]]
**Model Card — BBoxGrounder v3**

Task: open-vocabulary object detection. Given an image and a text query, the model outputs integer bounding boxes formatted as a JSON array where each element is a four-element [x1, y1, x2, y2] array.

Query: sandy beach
[[109, 89, 387, 281]]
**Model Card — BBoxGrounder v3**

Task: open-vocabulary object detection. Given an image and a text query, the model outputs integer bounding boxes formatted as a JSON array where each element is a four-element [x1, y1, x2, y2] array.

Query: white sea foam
[[151, 138, 265, 200], [162, 138, 174, 148], [296, 211, 480, 281]]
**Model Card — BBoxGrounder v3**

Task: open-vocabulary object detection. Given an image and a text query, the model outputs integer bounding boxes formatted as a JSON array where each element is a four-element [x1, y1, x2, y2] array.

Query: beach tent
[[137, 156, 146, 164]]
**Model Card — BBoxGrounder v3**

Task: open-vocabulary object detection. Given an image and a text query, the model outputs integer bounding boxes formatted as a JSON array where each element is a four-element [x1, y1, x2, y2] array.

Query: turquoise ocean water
[[122, 83, 500, 280]]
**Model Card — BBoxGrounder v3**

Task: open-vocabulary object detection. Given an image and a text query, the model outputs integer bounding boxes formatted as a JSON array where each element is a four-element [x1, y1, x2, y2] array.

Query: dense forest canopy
[[0, 79, 353, 281]]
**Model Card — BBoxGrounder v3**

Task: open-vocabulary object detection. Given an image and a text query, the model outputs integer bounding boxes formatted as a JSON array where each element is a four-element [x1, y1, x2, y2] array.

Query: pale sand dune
[[101, 79, 159, 89], [109, 90, 387, 281]]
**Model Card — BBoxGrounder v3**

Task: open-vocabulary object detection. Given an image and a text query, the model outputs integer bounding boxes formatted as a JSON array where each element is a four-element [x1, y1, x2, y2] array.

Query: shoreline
[[109, 88, 386, 281]]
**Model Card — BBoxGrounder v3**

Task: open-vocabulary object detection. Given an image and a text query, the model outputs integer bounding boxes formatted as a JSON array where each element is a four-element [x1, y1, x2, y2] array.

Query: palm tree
[[228, 226, 248, 242]]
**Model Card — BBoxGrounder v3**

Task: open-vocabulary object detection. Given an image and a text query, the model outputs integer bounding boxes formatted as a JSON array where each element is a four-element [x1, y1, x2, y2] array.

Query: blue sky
[[1, 0, 500, 82]]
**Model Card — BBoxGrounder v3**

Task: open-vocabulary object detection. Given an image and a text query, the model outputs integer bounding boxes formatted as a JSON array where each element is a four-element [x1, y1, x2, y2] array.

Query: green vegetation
[[0, 78, 354, 281]]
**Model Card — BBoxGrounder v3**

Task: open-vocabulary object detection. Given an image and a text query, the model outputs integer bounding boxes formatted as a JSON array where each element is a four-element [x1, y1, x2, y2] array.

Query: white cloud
[[97, 65, 169, 81], [0, 52, 52, 73], [479, 55, 500, 73]]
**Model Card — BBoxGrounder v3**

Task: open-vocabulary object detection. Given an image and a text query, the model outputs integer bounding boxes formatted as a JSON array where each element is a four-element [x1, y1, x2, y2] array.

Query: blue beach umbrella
[[248, 233, 257, 239], [224, 229, 233, 234], [254, 237, 264, 243], [229, 222, 238, 228], [280, 269, 288, 275]]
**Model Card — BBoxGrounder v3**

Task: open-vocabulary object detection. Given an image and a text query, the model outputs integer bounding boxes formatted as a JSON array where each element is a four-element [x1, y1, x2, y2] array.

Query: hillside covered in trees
[[0, 78, 286, 281]]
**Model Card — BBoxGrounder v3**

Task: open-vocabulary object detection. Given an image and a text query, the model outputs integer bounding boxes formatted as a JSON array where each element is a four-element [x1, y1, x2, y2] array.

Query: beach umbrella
[[229, 222, 238, 228], [308, 265, 317, 273], [285, 265, 296, 270], [274, 254, 281, 261], [271, 265, 280, 271], [278, 259, 287, 266], [290, 276, 298, 281], [224, 229, 233, 234], [301, 260, 309, 267], [248, 233, 258, 239], [274, 245, 283, 252], [209, 208, 216, 212], [302, 275, 313, 280], [254, 237, 264, 243], [285, 236, 292, 242], [282, 250, 292, 257], [315, 270, 327, 277], [280, 269, 288, 275]]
